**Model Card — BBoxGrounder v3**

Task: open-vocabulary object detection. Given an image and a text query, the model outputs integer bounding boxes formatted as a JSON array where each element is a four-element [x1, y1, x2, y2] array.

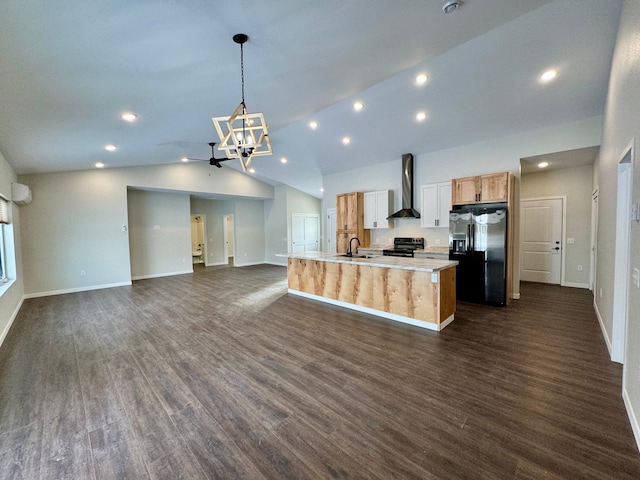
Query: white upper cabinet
[[420, 182, 451, 228], [364, 190, 393, 229]]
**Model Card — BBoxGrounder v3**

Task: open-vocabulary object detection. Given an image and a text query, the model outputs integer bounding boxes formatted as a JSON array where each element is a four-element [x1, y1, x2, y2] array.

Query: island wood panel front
[[287, 258, 455, 327]]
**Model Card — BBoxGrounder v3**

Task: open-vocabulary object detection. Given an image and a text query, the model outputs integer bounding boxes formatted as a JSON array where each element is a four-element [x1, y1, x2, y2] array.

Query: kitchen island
[[278, 252, 458, 331]]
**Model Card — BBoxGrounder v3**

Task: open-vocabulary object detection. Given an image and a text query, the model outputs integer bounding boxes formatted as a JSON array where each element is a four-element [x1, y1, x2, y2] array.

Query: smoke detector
[[442, 1, 461, 13]]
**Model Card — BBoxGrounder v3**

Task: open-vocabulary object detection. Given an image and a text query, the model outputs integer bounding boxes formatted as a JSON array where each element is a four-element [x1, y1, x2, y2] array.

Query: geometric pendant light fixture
[[212, 33, 272, 172]]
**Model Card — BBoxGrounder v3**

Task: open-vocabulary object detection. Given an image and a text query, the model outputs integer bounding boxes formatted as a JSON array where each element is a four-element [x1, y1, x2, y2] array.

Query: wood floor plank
[[0, 422, 42, 480]]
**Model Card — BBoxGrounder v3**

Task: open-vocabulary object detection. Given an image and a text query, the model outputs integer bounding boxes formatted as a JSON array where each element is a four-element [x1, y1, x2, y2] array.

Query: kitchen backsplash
[[368, 221, 448, 247]]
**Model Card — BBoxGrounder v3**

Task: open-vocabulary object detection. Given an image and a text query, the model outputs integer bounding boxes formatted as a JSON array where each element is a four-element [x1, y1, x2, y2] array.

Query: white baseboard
[[593, 300, 613, 358], [0, 295, 25, 348], [131, 270, 193, 281], [23, 281, 133, 299], [264, 261, 287, 267], [623, 386, 640, 455], [562, 281, 590, 289], [204, 261, 228, 267], [512, 292, 521, 300], [233, 261, 267, 267]]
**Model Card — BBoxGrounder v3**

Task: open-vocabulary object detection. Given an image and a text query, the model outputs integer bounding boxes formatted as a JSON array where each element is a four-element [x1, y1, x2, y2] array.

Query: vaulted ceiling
[[0, 0, 621, 197]]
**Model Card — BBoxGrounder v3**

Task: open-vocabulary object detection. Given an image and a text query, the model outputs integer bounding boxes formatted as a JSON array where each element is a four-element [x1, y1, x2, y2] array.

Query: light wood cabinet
[[336, 192, 370, 253], [364, 190, 393, 229], [451, 172, 511, 205], [420, 182, 451, 228]]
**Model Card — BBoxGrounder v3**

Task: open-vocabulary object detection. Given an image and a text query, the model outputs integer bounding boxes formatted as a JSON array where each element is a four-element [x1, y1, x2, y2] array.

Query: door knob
[[553, 247, 560, 251]]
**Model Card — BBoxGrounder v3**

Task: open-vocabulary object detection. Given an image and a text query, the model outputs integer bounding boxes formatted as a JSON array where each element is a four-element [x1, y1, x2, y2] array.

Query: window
[[0, 195, 10, 284]]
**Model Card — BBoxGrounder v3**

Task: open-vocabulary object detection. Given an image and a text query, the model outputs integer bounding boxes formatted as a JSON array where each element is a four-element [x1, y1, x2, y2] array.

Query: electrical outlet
[[435, 238, 441, 245], [154, 225, 160, 230], [80, 270, 85, 276], [599, 288, 603, 298], [577, 265, 583, 272], [633, 268, 640, 288]]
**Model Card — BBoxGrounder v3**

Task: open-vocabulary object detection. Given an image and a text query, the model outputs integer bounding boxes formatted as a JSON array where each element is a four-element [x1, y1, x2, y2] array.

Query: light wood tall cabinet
[[336, 192, 370, 253], [420, 182, 451, 228], [364, 190, 393, 229], [451, 172, 511, 205], [450, 171, 515, 303]]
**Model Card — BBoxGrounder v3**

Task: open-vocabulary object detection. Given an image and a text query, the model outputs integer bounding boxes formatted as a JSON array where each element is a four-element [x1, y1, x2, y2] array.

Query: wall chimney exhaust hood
[[388, 153, 420, 219]]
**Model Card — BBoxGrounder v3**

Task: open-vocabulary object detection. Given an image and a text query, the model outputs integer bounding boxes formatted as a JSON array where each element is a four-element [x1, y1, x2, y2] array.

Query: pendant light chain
[[240, 42, 245, 105]]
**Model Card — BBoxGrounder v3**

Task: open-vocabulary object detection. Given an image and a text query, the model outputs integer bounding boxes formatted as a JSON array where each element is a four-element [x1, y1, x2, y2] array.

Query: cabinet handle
[[344, 224, 347, 230]]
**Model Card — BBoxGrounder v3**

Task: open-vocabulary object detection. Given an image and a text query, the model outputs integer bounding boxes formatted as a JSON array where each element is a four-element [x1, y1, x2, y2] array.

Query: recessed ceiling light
[[320, 188, 325, 193], [538, 161, 549, 168], [121, 112, 137, 122], [181, 157, 189, 162], [540, 70, 557, 82], [342, 136, 351, 145], [442, 1, 460, 14], [95, 162, 105, 168], [309, 121, 318, 129], [415, 73, 429, 85], [104, 144, 117, 152], [353, 101, 364, 112], [249, 168, 255, 173], [280, 157, 287, 164], [416, 111, 428, 121]]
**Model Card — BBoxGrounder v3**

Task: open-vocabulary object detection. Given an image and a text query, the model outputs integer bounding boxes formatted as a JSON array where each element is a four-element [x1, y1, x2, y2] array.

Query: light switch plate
[[567, 238, 575, 244], [431, 273, 438, 283], [633, 268, 640, 288]]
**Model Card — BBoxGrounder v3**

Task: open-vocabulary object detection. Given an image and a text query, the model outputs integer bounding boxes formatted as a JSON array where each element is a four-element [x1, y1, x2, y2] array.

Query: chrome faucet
[[347, 237, 360, 257]]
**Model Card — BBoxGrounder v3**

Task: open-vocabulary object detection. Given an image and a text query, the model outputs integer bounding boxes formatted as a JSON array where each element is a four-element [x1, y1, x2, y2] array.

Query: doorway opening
[[190, 215, 206, 265], [612, 141, 634, 364], [223, 214, 235, 266]]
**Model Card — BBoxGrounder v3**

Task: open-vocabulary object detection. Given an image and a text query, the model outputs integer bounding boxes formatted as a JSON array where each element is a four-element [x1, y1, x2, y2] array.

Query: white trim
[[612, 139, 634, 364], [561, 282, 590, 289], [512, 293, 521, 300], [205, 261, 228, 267], [287, 288, 453, 332], [130, 270, 192, 281], [234, 261, 267, 267], [593, 300, 612, 357], [623, 386, 640, 455], [24, 281, 133, 299], [0, 295, 24, 348], [264, 261, 287, 267], [590, 186, 599, 292]]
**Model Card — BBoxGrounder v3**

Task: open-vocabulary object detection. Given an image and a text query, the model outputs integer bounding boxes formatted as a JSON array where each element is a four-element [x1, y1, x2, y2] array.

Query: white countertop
[[277, 251, 457, 272]]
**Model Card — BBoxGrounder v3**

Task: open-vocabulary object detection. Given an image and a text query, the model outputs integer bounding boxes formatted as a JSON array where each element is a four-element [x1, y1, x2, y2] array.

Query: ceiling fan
[[187, 142, 237, 168]]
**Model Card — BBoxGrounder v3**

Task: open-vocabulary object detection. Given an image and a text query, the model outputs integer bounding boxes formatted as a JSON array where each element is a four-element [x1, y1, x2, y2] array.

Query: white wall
[[0, 150, 24, 346], [128, 189, 192, 279], [227, 199, 266, 267], [322, 115, 603, 298], [521, 164, 594, 287], [18, 162, 274, 295], [596, 0, 640, 448], [265, 185, 321, 266], [264, 185, 288, 266]]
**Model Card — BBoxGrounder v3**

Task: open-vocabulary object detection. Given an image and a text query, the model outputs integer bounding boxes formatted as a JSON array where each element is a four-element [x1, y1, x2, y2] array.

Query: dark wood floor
[[1, 264, 639, 479]]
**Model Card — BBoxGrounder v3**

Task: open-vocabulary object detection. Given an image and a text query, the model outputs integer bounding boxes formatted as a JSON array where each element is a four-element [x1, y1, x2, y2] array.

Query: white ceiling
[[0, 0, 621, 198]]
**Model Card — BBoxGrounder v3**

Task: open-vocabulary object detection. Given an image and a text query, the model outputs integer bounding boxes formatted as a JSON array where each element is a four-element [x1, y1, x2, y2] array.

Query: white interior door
[[521, 198, 563, 284], [292, 213, 319, 252]]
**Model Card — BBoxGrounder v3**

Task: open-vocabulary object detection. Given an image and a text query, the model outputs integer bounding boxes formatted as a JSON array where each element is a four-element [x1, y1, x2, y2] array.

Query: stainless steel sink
[[337, 254, 378, 259]]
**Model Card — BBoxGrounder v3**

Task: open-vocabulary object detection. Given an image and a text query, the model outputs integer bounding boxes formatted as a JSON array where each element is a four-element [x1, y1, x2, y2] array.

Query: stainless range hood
[[387, 153, 420, 219]]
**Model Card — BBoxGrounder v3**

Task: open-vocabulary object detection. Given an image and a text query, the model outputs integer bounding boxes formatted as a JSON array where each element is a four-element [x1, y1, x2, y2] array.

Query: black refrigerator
[[449, 203, 508, 306]]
